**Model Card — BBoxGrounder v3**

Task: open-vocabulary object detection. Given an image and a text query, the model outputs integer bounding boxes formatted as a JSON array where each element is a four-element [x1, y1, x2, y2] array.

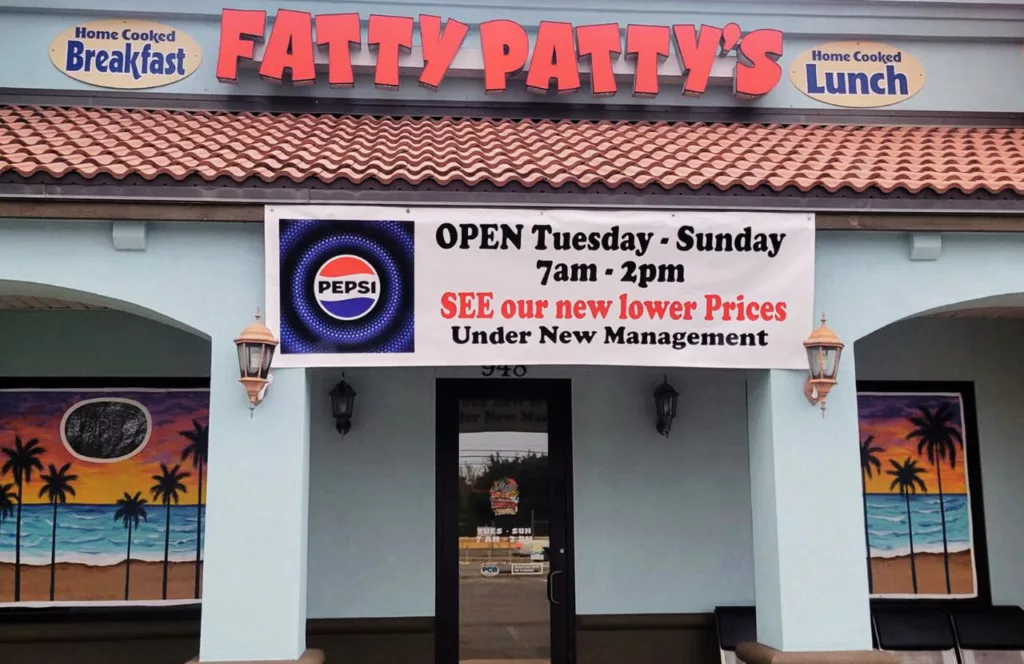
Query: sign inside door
[[489, 478, 520, 516], [459, 399, 547, 433]]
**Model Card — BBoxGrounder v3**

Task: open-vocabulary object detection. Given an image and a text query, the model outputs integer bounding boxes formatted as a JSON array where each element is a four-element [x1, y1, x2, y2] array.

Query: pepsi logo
[[314, 255, 381, 321]]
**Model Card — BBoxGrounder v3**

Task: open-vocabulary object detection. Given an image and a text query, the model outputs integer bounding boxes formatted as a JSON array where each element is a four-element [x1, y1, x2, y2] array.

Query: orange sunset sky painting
[[0, 388, 209, 505], [857, 393, 968, 495]]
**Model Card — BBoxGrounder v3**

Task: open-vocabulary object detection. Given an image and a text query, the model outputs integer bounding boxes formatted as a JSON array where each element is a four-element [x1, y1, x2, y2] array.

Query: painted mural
[[857, 389, 979, 598], [0, 387, 208, 605]]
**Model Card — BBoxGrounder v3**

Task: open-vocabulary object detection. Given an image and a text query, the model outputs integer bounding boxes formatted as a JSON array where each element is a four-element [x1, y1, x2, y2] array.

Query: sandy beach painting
[[857, 385, 983, 599], [0, 384, 208, 606]]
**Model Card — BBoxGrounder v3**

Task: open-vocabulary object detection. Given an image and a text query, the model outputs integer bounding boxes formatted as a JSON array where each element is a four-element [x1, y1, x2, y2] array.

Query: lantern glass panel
[[331, 386, 352, 417], [237, 344, 248, 378], [260, 345, 275, 378], [655, 386, 677, 419], [246, 344, 263, 376], [807, 346, 839, 380], [827, 347, 842, 379]]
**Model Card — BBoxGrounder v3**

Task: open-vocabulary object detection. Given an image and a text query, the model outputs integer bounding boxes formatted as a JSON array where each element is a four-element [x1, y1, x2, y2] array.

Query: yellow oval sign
[[789, 42, 925, 108], [49, 19, 202, 90]]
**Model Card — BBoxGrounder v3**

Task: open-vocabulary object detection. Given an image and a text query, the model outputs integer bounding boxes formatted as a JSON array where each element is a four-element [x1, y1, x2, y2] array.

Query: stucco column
[[199, 340, 311, 662], [746, 352, 872, 651]]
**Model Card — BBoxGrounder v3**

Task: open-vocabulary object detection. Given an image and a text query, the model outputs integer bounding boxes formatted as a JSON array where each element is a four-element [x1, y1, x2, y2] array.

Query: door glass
[[458, 399, 550, 664]]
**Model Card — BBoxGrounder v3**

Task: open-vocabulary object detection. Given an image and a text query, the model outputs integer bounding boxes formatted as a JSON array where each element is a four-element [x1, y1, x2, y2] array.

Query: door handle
[[547, 569, 563, 605]]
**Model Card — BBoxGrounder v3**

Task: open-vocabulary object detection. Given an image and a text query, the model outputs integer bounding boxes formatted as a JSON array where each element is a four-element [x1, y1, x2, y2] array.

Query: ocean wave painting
[[0, 386, 209, 605], [858, 389, 980, 599], [866, 494, 969, 558], [0, 504, 205, 566]]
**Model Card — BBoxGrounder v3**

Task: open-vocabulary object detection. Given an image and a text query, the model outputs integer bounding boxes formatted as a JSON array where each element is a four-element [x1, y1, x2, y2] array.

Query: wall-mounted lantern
[[804, 313, 844, 416], [653, 375, 679, 437], [329, 376, 357, 436], [234, 309, 279, 411]]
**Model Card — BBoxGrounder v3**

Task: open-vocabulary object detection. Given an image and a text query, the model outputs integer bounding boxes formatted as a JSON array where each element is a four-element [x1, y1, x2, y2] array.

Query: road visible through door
[[458, 399, 551, 664]]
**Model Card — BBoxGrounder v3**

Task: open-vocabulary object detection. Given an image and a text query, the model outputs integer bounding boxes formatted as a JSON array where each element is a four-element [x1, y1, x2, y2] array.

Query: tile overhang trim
[[0, 178, 1022, 219]]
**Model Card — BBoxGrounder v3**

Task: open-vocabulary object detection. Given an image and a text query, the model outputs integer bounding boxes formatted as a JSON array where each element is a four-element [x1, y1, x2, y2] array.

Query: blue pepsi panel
[[278, 219, 415, 355]]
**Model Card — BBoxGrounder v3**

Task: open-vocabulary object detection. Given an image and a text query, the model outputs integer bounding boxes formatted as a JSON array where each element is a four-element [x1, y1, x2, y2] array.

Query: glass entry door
[[436, 380, 575, 664]]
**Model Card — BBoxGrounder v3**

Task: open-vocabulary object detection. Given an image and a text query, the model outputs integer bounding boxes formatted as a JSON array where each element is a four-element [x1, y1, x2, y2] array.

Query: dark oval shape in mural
[[61, 398, 152, 462]]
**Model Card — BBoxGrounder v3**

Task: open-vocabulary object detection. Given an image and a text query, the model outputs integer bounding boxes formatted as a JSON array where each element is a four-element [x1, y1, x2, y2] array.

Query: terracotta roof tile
[[1, 105, 1023, 195]]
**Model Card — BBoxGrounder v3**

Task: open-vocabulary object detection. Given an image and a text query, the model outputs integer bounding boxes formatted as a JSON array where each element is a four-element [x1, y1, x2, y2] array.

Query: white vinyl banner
[[265, 206, 815, 369]]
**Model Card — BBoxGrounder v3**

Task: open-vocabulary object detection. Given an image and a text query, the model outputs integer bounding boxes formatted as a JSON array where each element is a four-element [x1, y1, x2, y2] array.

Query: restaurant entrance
[[435, 379, 576, 664]]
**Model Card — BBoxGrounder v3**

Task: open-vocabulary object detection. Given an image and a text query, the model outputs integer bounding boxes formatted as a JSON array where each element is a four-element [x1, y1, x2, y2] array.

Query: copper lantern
[[803, 313, 844, 416], [234, 309, 279, 409]]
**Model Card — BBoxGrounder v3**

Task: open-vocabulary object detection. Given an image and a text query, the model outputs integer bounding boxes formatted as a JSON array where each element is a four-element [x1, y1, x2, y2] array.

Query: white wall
[[856, 316, 1024, 607], [305, 365, 755, 619]]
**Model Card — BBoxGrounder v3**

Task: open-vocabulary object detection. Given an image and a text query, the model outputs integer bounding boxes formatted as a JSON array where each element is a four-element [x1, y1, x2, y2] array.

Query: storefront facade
[[1, 1, 1023, 664]]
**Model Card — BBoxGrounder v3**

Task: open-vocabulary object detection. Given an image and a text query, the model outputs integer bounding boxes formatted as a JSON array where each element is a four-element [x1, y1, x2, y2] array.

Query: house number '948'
[[481, 366, 527, 377]]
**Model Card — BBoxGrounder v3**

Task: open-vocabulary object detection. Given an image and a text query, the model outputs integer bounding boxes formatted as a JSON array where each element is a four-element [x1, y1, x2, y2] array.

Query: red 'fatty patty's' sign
[[217, 10, 784, 98]]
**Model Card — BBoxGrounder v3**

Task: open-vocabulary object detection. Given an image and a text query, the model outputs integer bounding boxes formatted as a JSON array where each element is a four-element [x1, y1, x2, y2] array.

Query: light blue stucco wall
[[0, 220, 313, 662], [306, 364, 755, 619], [741, 230, 1024, 650], [2, 0, 1024, 113], [4, 276, 1024, 624], [3, 222, 1024, 655], [817, 232, 1024, 343], [0, 309, 759, 619]]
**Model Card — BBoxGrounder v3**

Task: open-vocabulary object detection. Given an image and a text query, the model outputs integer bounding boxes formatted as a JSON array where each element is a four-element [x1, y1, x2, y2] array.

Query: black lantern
[[653, 375, 679, 437], [329, 377, 357, 436]]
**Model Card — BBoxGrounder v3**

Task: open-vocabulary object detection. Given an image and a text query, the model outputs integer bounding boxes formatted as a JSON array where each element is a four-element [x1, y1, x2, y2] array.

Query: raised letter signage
[[789, 41, 925, 108], [217, 9, 784, 99], [50, 19, 202, 89]]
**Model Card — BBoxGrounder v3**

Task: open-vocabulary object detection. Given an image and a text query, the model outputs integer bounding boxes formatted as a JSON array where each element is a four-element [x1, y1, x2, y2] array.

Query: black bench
[[872, 607, 958, 664], [714, 606, 756, 664], [952, 605, 1024, 663]]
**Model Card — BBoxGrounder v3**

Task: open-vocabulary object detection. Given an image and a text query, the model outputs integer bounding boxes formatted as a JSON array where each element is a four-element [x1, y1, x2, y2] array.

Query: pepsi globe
[[314, 255, 382, 321]]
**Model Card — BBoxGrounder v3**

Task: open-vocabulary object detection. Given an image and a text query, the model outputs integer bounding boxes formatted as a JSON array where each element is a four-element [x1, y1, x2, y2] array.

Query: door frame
[[435, 378, 577, 664]]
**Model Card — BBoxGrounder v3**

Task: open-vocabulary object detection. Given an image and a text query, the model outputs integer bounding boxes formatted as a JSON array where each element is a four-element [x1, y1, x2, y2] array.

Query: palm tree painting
[[0, 387, 209, 605], [905, 403, 964, 594], [0, 483, 14, 593], [858, 389, 979, 598], [150, 463, 190, 600], [860, 435, 883, 592], [180, 419, 208, 599], [886, 457, 928, 593], [38, 463, 78, 601], [0, 435, 46, 601], [113, 492, 148, 600]]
